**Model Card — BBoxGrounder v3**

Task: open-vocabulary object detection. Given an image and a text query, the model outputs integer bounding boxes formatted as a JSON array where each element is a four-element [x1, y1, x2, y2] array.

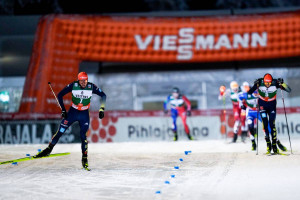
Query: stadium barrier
[[1, 108, 300, 144]]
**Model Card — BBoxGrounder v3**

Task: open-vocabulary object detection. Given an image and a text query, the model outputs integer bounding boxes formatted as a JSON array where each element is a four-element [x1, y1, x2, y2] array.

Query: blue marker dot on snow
[[170, 175, 175, 178], [174, 166, 179, 169], [12, 162, 18, 165], [26, 154, 30, 157], [38, 149, 41, 152], [184, 150, 192, 155], [156, 191, 161, 194], [179, 158, 183, 162], [165, 181, 170, 184]]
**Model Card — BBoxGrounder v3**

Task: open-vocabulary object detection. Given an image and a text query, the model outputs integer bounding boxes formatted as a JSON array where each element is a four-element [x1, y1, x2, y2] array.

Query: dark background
[[1, 0, 300, 15]]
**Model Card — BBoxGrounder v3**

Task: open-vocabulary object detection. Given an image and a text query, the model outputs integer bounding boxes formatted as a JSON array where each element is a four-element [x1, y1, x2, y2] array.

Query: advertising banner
[[1, 110, 300, 144], [18, 11, 300, 115]]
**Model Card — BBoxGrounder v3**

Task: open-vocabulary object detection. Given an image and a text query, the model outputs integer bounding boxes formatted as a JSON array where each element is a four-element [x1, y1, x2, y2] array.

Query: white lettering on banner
[[32, 124, 41, 143], [21, 125, 31, 144], [128, 125, 210, 139], [134, 28, 268, 60], [0, 123, 75, 144], [5, 125, 12, 143], [118, 116, 214, 141], [42, 124, 53, 143], [14, 125, 21, 143]]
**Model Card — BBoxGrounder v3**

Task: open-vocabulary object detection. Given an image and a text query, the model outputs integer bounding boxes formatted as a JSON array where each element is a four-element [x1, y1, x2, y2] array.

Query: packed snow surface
[[1, 138, 300, 200]]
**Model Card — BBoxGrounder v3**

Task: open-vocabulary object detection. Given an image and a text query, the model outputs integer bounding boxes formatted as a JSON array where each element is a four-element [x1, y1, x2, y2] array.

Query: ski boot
[[173, 132, 178, 141], [277, 140, 287, 152], [272, 143, 279, 154], [34, 144, 54, 158], [232, 133, 238, 143], [251, 140, 256, 151], [266, 138, 272, 154], [241, 131, 247, 143], [187, 134, 194, 141], [82, 156, 90, 171]]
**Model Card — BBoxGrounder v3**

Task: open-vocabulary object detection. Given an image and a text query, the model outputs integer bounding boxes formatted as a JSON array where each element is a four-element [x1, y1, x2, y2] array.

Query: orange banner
[[19, 12, 300, 115]]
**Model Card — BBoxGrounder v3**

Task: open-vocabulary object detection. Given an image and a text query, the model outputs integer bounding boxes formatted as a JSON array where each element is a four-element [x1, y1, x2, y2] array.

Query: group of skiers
[[219, 73, 291, 154], [34, 72, 291, 170]]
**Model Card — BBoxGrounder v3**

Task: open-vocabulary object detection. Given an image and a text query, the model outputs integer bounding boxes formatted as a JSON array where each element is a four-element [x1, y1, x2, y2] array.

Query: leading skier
[[248, 73, 291, 154], [34, 72, 106, 170]]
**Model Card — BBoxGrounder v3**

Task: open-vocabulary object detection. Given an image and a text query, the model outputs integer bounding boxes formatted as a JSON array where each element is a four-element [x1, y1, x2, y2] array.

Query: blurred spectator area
[[0, 0, 300, 15]]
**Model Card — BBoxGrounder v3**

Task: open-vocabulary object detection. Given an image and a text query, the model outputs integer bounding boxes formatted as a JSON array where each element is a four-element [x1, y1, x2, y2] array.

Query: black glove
[[241, 105, 246, 110], [187, 110, 191, 116], [277, 78, 284, 84], [99, 107, 105, 119], [61, 110, 67, 119], [164, 110, 168, 114]]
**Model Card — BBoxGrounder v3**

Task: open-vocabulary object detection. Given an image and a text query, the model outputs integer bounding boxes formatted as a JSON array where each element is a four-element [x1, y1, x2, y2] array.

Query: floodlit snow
[[1, 138, 300, 200]]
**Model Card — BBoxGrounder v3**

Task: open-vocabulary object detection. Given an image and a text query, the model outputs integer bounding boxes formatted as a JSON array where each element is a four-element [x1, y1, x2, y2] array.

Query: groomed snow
[[1, 138, 300, 200]]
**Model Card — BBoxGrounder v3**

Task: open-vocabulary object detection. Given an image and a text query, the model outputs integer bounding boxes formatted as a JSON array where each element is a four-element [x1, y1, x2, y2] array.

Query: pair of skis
[[0, 152, 91, 171], [265, 152, 289, 156], [0, 152, 70, 165]]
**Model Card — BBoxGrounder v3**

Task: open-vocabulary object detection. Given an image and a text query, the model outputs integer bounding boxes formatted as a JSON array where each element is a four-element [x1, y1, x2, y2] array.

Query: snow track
[[1, 139, 300, 200]]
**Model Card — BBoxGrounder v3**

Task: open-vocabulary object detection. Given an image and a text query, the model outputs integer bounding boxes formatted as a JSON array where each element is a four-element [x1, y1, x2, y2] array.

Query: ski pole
[[256, 84, 259, 155], [219, 85, 227, 140], [256, 101, 259, 155], [222, 95, 227, 140], [48, 82, 62, 110], [280, 88, 293, 154]]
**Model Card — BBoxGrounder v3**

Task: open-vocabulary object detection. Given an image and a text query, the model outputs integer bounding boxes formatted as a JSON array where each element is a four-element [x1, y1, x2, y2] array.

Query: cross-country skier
[[248, 73, 291, 154], [241, 88, 287, 152], [164, 87, 193, 141], [219, 81, 243, 143], [240, 88, 258, 150], [34, 72, 106, 170], [238, 81, 250, 142]]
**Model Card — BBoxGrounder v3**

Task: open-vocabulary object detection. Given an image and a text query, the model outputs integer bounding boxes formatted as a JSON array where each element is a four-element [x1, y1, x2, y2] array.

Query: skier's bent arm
[[92, 84, 107, 109], [57, 82, 73, 111], [248, 84, 258, 95]]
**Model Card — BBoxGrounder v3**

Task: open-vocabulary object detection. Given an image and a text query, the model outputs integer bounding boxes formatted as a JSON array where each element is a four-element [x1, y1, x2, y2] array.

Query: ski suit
[[248, 78, 291, 152], [51, 81, 106, 157], [219, 87, 243, 141], [164, 94, 191, 136], [239, 92, 261, 141]]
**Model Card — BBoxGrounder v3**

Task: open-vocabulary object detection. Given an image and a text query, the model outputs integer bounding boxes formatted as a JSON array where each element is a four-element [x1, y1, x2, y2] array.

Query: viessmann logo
[[134, 28, 267, 60]]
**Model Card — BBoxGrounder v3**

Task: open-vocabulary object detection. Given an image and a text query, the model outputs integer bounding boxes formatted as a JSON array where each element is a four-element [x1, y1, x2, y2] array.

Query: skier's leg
[[78, 110, 90, 168], [171, 109, 178, 141], [241, 109, 248, 142], [35, 109, 75, 158], [269, 106, 279, 153], [179, 110, 193, 140], [232, 107, 241, 143], [247, 112, 256, 150], [259, 106, 272, 153]]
